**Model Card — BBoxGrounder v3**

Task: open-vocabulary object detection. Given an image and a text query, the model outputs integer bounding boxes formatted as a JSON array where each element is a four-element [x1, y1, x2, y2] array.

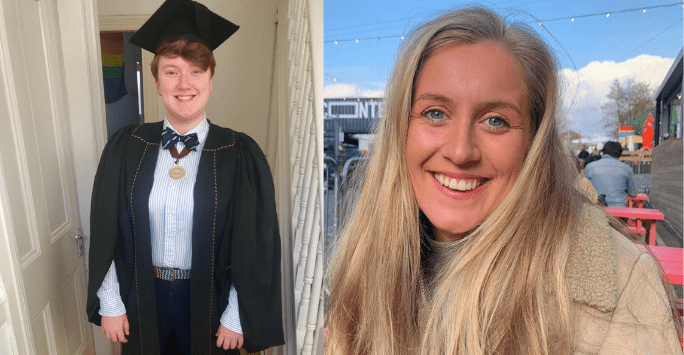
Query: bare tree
[[601, 79, 654, 135], [627, 81, 653, 135], [601, 80, 625, 134]]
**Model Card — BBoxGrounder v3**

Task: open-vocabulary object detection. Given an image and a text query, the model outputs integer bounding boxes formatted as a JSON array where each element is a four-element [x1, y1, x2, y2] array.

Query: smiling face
[[405, 41, 531, 242], [156, 55, 213, 129]]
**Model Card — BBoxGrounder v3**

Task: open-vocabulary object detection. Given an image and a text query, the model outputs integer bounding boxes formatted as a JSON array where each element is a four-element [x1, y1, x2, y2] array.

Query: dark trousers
[[154, 278, 192, 355]]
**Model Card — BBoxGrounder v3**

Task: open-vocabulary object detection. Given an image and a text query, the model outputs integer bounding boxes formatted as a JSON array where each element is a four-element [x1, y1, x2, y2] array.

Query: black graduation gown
[[86, 121, 284, 354]]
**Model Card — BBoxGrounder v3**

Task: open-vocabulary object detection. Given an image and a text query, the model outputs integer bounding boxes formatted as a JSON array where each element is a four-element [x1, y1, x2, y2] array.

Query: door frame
[[0, 0, 34, 350], [0, 0, 108, 353]]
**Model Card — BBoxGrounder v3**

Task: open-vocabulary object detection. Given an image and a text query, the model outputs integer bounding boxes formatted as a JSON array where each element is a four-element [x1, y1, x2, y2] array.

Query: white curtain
[[273, 0, 324, 354]]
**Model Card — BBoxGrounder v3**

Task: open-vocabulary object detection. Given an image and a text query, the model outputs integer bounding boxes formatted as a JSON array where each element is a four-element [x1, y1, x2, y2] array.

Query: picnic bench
[[604, 206, 664, 245], [645, 245, 684, 286], [626, 193, 649, 208], [642, 245, 683, 317]]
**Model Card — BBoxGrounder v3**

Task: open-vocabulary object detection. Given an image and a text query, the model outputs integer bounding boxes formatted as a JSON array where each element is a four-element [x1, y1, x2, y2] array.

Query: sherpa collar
[[566, 206, 618, 312]]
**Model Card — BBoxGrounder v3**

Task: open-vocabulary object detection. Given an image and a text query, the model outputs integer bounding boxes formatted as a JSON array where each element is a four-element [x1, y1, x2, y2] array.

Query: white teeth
[[457, 180, 467, 190], [177, 96, 193, 100], [433, 173, 481, 192]]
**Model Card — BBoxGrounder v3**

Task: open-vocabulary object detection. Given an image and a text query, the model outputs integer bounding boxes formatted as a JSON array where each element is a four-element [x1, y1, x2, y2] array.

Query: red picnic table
[[604, 206, 664, 245], [644, 245, 684, 286], [642, 245, 683, 317], [626, 193, 649, 208]]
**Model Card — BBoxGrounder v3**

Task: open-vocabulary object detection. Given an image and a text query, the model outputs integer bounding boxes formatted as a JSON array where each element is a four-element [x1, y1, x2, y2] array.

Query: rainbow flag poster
[[101, 32, 128, 104]]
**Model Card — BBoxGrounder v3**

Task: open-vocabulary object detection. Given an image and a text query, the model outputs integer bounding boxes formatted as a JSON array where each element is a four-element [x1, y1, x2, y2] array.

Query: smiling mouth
[[433, 173, 487, 192], [176, 95, 194, 100]]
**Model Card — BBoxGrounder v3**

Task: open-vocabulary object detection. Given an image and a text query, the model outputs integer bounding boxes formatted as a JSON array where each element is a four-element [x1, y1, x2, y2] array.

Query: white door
[[0, 0, 95, 353]]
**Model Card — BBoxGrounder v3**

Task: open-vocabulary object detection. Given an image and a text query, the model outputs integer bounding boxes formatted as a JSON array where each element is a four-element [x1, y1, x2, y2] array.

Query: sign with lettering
[[324, 98, 383, 119]]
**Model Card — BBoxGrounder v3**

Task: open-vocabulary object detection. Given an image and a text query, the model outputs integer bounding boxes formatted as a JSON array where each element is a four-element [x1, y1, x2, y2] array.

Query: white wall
[[99, 0, 279, 153]]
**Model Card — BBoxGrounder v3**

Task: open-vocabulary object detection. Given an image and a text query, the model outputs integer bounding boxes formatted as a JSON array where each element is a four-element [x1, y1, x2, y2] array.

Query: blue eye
[[423, 109, 445, 121], [485, 116, 509, 130]]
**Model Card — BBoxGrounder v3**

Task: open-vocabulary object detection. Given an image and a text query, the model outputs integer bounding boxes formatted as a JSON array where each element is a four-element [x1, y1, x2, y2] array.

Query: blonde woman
[[325, 7, 680, 355]]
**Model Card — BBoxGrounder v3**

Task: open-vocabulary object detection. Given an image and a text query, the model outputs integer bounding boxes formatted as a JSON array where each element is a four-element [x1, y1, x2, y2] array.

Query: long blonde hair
[[326, 7, 583, 355]]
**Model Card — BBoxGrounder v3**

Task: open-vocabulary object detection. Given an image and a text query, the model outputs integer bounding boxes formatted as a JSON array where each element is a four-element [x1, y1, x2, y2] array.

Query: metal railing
[[323, 157, 339, 264], [323, 156, 367, 260], [627, 160, 651, 174]]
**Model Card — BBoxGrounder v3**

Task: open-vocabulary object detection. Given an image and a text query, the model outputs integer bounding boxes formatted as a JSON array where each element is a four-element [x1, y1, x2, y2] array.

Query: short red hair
[[150, 38, 216, 80]]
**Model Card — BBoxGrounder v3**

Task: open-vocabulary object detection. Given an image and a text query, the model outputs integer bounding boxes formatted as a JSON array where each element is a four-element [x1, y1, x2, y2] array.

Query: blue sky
[[324, 0, 683, 138]]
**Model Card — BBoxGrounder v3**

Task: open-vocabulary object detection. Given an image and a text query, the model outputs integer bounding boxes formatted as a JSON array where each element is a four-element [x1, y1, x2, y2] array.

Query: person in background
[[325, 7, 680, 355], [584, 147, 601, 166], [576, 143, 589, 162], [585, 141, 637, 207], [573, 153, 598, 203], [86, 1, 284, 354]]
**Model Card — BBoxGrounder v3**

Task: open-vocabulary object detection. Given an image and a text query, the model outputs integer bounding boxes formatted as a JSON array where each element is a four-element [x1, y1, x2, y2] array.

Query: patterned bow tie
[[161, 127, 199, 151]]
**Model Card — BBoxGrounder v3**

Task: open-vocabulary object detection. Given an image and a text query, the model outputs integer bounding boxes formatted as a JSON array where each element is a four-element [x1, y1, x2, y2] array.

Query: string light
[[324, 2, 683, 44], [334, 40, 338, 45], [325, 73, 385, 98]]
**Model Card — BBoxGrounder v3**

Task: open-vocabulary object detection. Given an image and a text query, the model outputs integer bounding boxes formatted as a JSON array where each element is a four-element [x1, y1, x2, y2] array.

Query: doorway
[[100, 31, 144, 138]]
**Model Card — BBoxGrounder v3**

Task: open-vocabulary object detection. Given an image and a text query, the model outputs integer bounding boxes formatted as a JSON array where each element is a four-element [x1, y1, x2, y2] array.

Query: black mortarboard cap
[[129, 0, 239, 53]]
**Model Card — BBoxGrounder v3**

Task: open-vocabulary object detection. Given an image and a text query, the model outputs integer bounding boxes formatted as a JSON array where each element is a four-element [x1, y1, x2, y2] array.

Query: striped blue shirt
[[96, 117, 242, 333]]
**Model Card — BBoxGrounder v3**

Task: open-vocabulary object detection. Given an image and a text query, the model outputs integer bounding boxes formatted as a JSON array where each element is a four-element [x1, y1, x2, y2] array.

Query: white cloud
[[324, 83, 384, 98], [559, 55, 674, 137]]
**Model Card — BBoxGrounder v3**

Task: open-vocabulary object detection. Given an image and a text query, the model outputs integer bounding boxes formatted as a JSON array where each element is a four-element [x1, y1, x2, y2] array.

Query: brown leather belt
[[153, 266, 191, 281]]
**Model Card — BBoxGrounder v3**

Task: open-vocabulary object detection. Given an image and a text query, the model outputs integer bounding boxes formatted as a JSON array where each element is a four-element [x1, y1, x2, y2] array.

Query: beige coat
[[568, 208, 681, 354], [578, 176, 599, 204]]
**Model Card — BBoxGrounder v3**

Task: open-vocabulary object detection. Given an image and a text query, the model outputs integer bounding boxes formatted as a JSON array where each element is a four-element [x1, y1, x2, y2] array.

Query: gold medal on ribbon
[[169, 163, 186, 180], [168, 145, 192, 180]]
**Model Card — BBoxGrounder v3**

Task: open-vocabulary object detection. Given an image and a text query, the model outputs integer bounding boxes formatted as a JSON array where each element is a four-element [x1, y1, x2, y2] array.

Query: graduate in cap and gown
[[86, 1, 284, 354]]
